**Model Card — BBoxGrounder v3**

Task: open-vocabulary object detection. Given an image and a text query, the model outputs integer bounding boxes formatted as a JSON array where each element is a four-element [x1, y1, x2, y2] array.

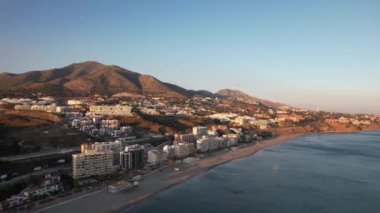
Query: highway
[[0, 147, 80, 162]]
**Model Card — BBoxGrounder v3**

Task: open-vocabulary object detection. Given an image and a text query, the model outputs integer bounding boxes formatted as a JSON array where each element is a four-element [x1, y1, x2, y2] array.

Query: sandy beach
[[34, 134, 303, 213]]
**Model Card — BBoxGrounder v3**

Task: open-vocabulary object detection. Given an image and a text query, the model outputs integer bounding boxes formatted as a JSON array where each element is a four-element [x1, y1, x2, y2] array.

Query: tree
[[29, 175, 43, 186], [158, 126, 166, 135], [61, 174, 74, 190], [11, 141, 21, 154]]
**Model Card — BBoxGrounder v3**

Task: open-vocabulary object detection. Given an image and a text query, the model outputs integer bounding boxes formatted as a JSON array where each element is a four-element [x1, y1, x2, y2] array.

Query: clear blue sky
[[1, 0, 379, 113]]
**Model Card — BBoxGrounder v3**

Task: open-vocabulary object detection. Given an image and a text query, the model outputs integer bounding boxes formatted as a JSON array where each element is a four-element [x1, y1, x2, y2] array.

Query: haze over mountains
[[216, 89, 288, 109], [0, 61, 287, 108]]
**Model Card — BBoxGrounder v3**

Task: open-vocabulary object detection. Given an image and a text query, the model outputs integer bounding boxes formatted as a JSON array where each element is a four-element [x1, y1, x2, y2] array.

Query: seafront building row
[[71, 126, 243, 179], [14, 102, 133, 116], [73, 142, 146, 179]]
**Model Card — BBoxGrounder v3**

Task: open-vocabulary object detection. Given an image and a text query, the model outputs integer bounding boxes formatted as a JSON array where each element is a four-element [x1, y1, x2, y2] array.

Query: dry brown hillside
[[0, 61, 208, 98], [0, 110, 61, 127]]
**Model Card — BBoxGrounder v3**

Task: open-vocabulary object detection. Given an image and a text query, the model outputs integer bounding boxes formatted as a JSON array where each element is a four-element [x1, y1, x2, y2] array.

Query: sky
[[0, 0, 379, 114]]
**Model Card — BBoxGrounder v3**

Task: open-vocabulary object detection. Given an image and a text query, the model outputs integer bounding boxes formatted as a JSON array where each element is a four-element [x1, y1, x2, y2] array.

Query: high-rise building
[[72, 150, 113, 179], [173, 143, 194, 159], [120, 145, 145, 171], [90, 142, 122, 165]]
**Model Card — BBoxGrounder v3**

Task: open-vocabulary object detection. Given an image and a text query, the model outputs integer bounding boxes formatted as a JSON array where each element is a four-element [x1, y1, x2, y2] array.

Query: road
[[0, 147, 80, 162], [0, 167, 70, 189]]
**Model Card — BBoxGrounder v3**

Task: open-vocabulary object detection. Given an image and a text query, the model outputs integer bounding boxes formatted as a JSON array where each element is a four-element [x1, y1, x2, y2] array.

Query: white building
[[89, 105, 132, 116], [173, 143, 194, 159], [196, 136, 226, 152], [251, 120, 270, 129], [234, 116, 255, 126], [223, 134, 239, 147], [100, 119, 119, 129], [2, 98, 33, 105], [23, 175, 60, 197], [147, 149, 167, 165], [192, 126, 208, 137], [67, 100, 83, 105], [56, 106, 73, 113], [72, 149, 113, 179], [196, 134, 239, 153], [140, 107, 160, 115], [208, 113, 237, 121], [163, 145, 174, 158], [30, 104, 57, 112], [14, 104, 31, 110], [82, 141, 122, 165]]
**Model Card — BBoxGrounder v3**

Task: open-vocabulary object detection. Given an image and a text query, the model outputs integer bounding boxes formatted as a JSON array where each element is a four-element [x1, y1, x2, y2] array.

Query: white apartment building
[[196, 136, 226, 152], [56, 106, 73, 113], [14, 104, 57, 112], [234, 116, 255, 126], [163, 145, 175, 158], [89, 105, 132, 116], [72, 150, 113, 179], [2, 98, 33, 105], [14, 104, 31, 110], [208, 113, 237, 122], [192, 126, 208, 137], [30, 104, 57, 112], [67, 100, 83, 105], [82, 141, 122, 165], [196, 134, 239, 153], [140, 107, 160, 115], [173, 143, 194, 159], [147, 149, 167, 165], [23, 176, 60, 197], [100, 119, 120, 129], [223, 134, 239, 147]]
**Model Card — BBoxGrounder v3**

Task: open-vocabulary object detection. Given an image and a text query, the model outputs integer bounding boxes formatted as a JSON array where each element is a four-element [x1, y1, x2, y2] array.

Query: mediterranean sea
[[126, 131, 380, 213]]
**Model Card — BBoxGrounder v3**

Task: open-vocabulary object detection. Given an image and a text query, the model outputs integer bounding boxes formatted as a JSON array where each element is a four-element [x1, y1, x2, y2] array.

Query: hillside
[[0, 61, 205, 98], [0, 62, 288, 109], [217, 89, 289, 109]]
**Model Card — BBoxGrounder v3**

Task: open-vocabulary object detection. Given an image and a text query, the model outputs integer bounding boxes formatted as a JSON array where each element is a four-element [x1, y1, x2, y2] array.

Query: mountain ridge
[[216, 89, 289, 109], [0, 61, 288, 108], [0, 61, 191, 97]]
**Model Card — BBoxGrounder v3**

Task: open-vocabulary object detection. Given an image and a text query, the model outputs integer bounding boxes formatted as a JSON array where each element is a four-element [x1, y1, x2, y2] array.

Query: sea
[[126, 131, 380, 213]]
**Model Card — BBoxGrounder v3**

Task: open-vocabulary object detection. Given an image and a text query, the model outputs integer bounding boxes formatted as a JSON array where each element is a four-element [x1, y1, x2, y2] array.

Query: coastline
[[33, 128, 380, 213], [34, 134, 303, 213]]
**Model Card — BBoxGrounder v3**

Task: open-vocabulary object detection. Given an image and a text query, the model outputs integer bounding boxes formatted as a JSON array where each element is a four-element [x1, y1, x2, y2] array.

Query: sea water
[[126, 131, 380, 213]]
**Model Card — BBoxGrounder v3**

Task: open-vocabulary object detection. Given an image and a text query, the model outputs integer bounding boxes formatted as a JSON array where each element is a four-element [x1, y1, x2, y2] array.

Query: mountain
[[0, 61, 211, 98], [216, 89, 289, 109], [0, 62, 289, 109]]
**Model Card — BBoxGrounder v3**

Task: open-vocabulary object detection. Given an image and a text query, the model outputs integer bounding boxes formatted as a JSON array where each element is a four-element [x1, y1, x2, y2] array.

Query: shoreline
[[118, 133, 305, 212], [35, 133, 303, 213], [34, 129, 380, 213]]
